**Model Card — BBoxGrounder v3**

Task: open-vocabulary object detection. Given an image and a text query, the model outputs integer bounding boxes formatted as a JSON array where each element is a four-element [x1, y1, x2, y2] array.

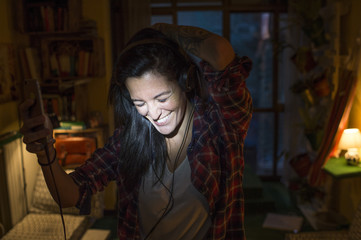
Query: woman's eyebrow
[[154, 90, 172, 99], [131, 90, 172, 102]]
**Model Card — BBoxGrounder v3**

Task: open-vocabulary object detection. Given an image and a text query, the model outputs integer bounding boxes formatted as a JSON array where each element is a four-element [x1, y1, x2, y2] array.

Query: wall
[[82, 0, 114, 133], [0, 0, 24, 135], [345, 0, 361, 129], [82, 0, 116, 210]]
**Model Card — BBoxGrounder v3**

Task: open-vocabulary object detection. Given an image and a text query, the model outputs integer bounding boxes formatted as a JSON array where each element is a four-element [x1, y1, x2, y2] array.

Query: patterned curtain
[[308, 40, 360, 186]]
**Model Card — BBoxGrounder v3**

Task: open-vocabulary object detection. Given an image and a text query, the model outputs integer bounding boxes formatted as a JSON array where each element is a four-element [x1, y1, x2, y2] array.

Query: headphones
[[117, 37, 197, 93]]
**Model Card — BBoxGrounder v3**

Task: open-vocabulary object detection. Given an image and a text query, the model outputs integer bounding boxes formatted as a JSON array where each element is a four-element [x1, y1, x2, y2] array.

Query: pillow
[[30, 169, 104, 219]]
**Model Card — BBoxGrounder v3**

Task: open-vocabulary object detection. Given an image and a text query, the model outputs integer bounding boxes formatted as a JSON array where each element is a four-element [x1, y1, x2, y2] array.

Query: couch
[[2, 169, 104, 240]]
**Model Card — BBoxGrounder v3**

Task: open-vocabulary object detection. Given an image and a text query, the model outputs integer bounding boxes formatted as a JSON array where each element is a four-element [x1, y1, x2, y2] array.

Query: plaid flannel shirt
[[70, 55, 253, 239]]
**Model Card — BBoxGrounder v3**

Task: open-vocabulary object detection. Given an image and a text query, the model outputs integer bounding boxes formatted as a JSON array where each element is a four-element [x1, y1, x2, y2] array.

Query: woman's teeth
[[156, 113, 171, 124]]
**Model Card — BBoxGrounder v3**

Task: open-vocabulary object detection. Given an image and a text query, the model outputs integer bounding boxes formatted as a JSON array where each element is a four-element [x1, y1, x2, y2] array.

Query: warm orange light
[[338, 128, 361, 165]]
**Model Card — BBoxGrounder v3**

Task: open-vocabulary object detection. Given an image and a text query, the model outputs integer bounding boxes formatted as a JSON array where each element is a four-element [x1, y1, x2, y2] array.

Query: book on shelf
[[27, 7, 43, 32], [48, 48, 95, 78], [39, 37, 104, 80], [40, 6, 49, 32], [41, 6, 55, 32], [83, 51, 90, 77], [77, 50, 91, 77], [76, 50, 84, 77], [26, 5, 69, 32], [58, 53, 71, 77], [87, 53, 93, 76], [43, 96, 61, 117], [69, 55, 76, 77], [49, 53, 60, 77]]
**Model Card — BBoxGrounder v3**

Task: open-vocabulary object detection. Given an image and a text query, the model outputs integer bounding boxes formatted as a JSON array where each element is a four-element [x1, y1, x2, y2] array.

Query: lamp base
[[345, 152, 360, 166]]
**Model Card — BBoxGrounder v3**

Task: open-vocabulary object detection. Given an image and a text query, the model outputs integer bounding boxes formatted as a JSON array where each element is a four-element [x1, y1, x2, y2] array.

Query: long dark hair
[[108, 28, 206, 189]]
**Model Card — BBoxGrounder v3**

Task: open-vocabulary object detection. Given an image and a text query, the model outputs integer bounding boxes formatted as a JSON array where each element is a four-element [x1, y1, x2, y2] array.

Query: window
[[151, 0, 288, 177]]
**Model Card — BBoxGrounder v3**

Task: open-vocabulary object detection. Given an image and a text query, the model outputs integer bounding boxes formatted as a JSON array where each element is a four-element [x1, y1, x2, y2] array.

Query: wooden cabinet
[[323, 157, 361, 223]]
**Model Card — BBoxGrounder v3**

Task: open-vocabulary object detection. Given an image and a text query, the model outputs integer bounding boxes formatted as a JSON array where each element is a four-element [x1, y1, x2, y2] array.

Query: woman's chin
[[155, 126, 174, 136]]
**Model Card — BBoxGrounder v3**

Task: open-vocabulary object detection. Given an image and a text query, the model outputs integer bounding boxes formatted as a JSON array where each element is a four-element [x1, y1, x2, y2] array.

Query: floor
[[244, 181, 301, 240], [90, 165, 310, 240], [90, 213, 117, 239], [243, 164, 314, 240]]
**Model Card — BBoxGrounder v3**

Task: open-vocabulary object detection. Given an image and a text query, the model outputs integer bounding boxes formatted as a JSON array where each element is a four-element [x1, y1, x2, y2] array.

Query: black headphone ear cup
[[185, 64, 197, 92]]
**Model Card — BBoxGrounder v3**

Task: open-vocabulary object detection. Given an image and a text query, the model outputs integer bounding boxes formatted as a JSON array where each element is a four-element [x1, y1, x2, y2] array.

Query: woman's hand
[[152, 23, 235, 70], [19, 99, 55, 157], [20, 99, 79, 207]]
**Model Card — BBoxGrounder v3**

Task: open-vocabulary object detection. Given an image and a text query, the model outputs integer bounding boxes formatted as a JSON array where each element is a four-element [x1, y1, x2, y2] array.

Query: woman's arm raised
[[152, 23, 235, 71], [19, 99, 79, 208]]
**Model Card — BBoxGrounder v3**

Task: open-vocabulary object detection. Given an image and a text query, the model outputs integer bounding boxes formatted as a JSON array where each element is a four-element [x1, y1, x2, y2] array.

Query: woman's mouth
[[154, 112, 171, 126]]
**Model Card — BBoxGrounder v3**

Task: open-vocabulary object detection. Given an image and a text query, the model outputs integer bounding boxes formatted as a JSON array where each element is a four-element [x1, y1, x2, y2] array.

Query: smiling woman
[[19, 23, 253, 240], [125, 71, 189, 137]]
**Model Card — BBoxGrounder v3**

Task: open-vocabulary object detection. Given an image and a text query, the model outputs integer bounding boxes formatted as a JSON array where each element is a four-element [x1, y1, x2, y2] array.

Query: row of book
[[27, 5, 69, 32], [49, 50, 94, 78], [19, 47, 95, 79]]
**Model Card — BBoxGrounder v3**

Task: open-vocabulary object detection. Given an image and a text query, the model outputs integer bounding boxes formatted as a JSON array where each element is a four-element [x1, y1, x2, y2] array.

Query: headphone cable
[[144, 106, 194, 239], [43, 143, 67, 240]]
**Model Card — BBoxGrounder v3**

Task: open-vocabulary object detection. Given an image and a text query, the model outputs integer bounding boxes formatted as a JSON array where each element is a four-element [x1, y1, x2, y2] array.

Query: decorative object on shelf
[[338, 128, 361, 166]]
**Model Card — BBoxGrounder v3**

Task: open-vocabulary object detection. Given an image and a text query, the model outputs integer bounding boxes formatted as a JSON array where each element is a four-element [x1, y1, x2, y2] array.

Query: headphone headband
[[116, 37, 196, 93], [119, 38, 177, 56]]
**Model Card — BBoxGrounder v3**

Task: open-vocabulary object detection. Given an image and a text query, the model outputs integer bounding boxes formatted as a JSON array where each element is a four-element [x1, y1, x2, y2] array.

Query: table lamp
[[338, 128, 361, 166]]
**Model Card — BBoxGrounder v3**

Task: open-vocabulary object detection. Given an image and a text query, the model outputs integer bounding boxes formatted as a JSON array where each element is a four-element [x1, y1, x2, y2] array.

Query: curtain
[[283, 1, 359, 187], [308, 42, 360, 186]]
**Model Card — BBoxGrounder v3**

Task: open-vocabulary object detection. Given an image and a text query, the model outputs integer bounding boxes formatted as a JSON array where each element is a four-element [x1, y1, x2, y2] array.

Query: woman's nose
[[147, 103, 161, 120]]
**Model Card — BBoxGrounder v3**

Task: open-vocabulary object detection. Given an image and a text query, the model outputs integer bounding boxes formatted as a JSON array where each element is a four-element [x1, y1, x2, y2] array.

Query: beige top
[[138, 157, 211, 239]]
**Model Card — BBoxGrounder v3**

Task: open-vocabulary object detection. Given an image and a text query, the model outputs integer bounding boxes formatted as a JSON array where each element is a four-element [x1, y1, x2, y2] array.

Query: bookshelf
[[17, 0, 105, 121], [40, 37, 105, 84], [17, 0, 81, 34]]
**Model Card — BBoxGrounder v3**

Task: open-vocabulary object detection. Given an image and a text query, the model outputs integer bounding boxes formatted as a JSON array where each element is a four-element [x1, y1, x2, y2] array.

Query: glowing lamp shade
[[338, 128, 361, 165]]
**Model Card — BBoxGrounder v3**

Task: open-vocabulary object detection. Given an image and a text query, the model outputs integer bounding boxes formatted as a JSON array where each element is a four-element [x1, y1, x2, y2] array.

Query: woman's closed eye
[[158, 98, 168, 103], [134, 102, 145, 107]]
